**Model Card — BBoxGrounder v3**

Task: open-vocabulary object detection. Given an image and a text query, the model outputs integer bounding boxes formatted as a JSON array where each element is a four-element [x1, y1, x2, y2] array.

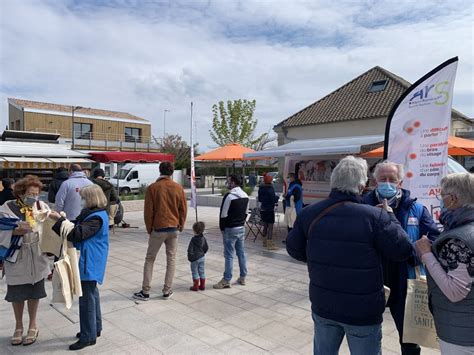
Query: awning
[[1, 156, 94, 169], [47, 158, 94, 164], [362, 136, 474, 158], [88, 151, 175, 163], [0, 141, 89, 158], [244, 135, 385, 158], [3, 157, 51, 163]]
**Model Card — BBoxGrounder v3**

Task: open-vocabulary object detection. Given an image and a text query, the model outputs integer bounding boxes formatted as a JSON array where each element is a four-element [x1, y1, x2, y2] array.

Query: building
[[8, 98, 160, 152], [274, 66, 473, 146]]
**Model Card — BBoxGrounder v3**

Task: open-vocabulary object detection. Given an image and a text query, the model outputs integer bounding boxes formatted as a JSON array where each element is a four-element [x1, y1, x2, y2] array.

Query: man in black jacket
[[91, 168, 119, 226], [287, 156, 413, 355], [213, 175, 249, 289], [0, 178, 15, 206], [48, 167, 69, 204]]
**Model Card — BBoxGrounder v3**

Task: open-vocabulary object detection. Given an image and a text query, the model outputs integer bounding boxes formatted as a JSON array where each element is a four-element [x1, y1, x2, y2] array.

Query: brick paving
[[0, 205, 440, 354]]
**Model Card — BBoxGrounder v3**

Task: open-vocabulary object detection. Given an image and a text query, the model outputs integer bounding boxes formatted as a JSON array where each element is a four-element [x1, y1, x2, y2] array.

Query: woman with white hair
[[416, 172, 474, 354], [49, 184, 109, 351]]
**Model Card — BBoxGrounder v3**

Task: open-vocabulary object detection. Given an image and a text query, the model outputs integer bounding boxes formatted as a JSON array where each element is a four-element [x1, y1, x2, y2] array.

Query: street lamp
[[163, 109, 170, 137], [71, 106, 83, 150]]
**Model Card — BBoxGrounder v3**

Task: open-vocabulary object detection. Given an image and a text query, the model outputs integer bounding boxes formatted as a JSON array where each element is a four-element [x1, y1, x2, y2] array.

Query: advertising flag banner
[[190, 102, 197, 209], [384, 57, 458, 221]]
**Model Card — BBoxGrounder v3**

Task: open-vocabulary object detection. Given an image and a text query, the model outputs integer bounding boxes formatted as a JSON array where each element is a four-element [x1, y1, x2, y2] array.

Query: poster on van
[[284, 158, 337, 199]]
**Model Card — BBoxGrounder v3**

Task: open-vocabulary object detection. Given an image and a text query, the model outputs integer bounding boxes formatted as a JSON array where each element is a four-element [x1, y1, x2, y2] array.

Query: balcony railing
[[30, 128, 162, 151]]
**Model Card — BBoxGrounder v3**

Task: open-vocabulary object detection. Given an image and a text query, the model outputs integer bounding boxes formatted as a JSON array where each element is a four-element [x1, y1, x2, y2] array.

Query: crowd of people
[[0, 159, 472, 354]]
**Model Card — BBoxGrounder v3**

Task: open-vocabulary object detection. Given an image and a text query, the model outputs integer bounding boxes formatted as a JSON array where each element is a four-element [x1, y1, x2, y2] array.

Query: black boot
[[76, 331, 101, 339], [69, 340, 96, 351]]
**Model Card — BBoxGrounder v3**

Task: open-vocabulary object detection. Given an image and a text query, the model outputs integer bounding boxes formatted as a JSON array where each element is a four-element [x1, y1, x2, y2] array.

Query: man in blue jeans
[[213, 175, 249, 289], [286, 156, 413, 355]]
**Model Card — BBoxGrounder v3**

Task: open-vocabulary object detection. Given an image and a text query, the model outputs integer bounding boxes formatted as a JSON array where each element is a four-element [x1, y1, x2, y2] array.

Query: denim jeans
[[190, 256, 205, 279], [223, 227, 247, 281], [313, 313, 381, 355], [79, 281, 102, 342]]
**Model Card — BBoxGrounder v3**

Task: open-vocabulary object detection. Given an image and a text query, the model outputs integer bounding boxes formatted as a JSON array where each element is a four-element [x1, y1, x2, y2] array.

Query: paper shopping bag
[[402, 268, 439, 349]]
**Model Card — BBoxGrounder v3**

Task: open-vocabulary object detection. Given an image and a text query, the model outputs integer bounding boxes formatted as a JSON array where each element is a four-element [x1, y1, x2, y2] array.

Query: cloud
[[0, 0, 472, 151]]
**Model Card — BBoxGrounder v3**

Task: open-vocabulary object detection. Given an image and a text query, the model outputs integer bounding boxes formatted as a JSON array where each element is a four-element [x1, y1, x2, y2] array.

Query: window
[[74, 123, 92, 139], [368, 80, 388, 93], [125, 127, 142, 142]]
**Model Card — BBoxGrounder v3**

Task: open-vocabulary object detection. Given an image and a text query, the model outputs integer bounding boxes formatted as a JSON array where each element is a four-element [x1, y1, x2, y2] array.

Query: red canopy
[[88, 151, 174, 163]]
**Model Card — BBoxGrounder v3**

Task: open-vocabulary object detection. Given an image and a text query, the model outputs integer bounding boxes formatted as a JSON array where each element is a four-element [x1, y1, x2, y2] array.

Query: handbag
[[402, 267, 439, 349], [51, 238, 82, 309], [283, 196, 298, 228]]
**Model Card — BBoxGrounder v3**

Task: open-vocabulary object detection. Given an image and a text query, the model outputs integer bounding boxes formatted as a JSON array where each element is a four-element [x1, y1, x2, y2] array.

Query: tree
[[159, 134, 198, 171], [209, 99, 266, 147], [250, 130, 277, 151]]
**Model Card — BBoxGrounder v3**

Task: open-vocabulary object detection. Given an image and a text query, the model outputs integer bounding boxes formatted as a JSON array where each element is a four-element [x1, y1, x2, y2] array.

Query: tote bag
[[51, 240, 82, 309], [402, 267, 439, 349]]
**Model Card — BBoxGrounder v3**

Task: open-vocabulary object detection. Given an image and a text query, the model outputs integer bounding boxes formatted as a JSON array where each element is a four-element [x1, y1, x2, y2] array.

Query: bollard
[[212, 182, 215, 194]]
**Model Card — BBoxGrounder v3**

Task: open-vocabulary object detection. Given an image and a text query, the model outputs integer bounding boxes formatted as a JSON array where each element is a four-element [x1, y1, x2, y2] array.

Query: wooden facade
[[22, 111, 151, 141], [8, 103, 158, 151]]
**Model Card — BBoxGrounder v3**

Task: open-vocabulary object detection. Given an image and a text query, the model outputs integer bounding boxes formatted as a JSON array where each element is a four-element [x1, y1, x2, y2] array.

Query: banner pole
[[190, 101, 198, 222]]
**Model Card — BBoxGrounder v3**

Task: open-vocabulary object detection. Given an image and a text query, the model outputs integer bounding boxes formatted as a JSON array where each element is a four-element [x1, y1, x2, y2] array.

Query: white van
[[112, 163, 160, 195]]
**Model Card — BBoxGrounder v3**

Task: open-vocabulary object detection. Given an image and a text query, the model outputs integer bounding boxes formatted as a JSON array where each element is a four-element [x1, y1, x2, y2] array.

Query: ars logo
[[409, 81, 450, 106]]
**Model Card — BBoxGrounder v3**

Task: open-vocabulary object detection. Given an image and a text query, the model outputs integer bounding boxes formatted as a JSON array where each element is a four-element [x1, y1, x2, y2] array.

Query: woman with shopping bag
[[416, 172, 474, 354], [49, 184, 109, 351], [0, 175, 50, 346]]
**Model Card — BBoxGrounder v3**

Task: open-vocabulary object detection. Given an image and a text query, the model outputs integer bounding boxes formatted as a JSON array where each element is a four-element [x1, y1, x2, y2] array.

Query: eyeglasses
[[435, 191, 452, 201]]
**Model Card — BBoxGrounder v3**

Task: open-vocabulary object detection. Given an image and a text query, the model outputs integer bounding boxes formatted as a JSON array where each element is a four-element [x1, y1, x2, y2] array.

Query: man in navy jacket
[[363, 160, 439, 355], [287, 156, 413, 355]]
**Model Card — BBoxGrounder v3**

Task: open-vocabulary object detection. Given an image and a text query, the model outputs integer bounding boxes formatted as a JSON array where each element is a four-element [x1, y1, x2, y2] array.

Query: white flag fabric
[[190, 102, 197, 209], [384, 57, 458, 221]]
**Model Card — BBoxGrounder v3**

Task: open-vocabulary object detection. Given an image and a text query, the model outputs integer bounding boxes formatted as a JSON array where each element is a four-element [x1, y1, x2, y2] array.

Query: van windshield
[[113, 169, 131, 180]]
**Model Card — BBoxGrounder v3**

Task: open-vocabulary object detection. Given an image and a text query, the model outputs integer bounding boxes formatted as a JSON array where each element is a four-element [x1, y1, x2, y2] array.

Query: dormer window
[[368, 80, 387, 93]]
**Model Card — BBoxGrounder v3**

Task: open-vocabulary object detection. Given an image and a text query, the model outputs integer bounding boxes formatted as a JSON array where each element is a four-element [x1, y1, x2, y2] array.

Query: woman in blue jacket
[[49, 184, 109, 351], [258, 174, 280, 250]]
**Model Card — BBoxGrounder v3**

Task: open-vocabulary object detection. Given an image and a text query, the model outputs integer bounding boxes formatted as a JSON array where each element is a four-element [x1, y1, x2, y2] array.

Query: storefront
[[0, 141, 93, 186]]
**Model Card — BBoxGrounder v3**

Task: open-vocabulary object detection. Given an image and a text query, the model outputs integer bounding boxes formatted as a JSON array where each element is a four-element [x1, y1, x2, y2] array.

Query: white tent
[[244, 135, 384, 159]]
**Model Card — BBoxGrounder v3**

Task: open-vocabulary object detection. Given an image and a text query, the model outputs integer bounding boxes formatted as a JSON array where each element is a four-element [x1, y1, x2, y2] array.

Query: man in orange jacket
[[133, 162, 187, 301]]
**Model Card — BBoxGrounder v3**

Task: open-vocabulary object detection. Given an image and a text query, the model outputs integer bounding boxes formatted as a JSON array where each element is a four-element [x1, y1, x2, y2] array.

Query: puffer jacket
[[287, 189, 413, 326]]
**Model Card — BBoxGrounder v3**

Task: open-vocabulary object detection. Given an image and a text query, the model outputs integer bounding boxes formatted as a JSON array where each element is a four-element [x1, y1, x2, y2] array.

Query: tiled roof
[[276, 66, 470, 128], [8, 98, 148, 122]]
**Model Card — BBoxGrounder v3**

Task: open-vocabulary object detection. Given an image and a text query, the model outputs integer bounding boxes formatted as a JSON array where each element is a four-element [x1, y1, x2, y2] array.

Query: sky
[[0, 0, 472, 151]]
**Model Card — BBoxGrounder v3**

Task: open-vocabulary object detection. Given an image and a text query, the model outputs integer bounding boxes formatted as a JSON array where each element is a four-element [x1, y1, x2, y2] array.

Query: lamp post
[[163, 109, 170, 138], [71, 106, 83, 150]]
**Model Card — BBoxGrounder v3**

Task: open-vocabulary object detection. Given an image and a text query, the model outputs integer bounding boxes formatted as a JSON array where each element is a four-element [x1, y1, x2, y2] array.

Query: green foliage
[[209, 99, 266, 147], [220, 187, 229, 196], [243, 186, 254, 196], [160, 134, 198, 171], [220, 186, 254, 196], [138, 183, 148, 195], [121, 193, 145, 201]]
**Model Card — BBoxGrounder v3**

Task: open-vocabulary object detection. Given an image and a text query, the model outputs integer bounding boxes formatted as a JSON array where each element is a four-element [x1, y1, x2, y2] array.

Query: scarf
[[17, 199, 36, 229], [440, 206, 474, 231]]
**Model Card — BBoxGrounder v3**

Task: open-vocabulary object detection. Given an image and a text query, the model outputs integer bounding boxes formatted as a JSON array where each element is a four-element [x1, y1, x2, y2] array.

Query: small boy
[[187, 221, 208, 291]]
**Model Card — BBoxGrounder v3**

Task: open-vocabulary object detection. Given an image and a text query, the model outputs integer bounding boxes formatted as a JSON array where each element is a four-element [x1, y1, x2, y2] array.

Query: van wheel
[[120, 187, 131, 196]]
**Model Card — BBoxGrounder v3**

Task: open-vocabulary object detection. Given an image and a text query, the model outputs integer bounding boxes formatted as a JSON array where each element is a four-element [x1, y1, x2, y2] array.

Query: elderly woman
[[0, 175, 49, 346], [416, 172, 474, 354], [49, 184, 109, 351]]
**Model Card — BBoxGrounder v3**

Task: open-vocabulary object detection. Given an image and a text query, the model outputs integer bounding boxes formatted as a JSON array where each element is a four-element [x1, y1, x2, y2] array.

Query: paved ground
[[0, 205, 440, 354]]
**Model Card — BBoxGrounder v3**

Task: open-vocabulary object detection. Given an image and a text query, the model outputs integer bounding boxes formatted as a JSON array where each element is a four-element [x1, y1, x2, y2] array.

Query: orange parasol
[[361, 136, 474, 158], [195, 143, 256, 161]]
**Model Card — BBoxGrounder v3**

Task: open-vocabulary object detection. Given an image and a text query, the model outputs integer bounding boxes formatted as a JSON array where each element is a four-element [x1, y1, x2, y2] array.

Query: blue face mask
[[376, 182, 398, 199]]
